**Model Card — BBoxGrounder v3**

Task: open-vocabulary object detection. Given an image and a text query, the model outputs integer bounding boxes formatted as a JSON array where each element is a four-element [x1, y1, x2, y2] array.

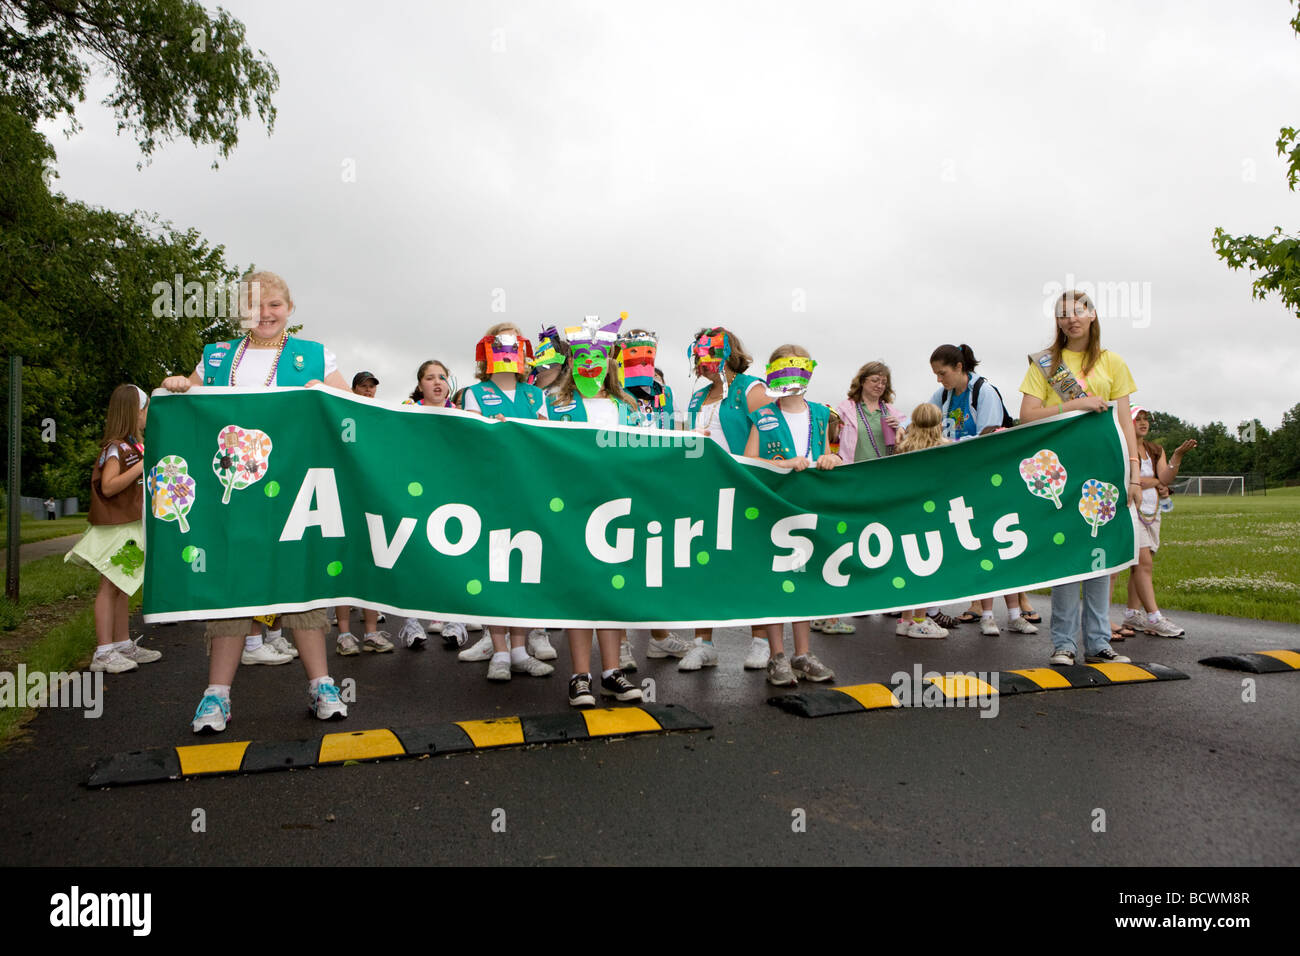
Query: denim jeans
[[1050, 574, 1113, 655]]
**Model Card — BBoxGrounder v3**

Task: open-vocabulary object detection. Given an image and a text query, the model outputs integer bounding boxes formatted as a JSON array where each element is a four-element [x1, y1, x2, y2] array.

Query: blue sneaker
[[191, 693, 230, 734], [310, 678, 348, 720]]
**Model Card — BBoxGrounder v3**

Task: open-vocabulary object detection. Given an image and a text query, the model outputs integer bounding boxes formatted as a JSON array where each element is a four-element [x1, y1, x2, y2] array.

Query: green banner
[[142, 387, 1137, 627]]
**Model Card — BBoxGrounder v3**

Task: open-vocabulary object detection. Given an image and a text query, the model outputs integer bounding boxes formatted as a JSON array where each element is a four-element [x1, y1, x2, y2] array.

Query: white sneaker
[[647, 634, 693, 658], [486, 657, 511, 681], [1123, 609, 1145, 629], [441, 621, 468, 648], [118, 637, 162, 664], [527, 628, 557, 660], [678, 639, 719, 671], [310, 679, 348, 720], [1142, 617, 1186, 638], [511, 654, 554, 677], [619, 638, 638, 673], [458, 634, 494, 662], [895, 618, 911, 636], [89, 648, 138, 673], [265, 634, 297, 659], [743, 637, 771, 670], [335, 633, 361, 657], [980, 618, 1000, 636], [907, 618, 948, 639], [191, 693, 229, 733], [243, 643, 294, 665], [399, 618, 427, 650], [363, 631, 395, 653], [1008, 617, 1038, 634], [1049, 647, 1076, 666]]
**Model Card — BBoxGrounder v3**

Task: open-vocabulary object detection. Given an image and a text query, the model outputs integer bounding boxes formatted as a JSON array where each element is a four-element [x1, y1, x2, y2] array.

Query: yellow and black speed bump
[[87, 703, 710, 787], [768, 662, 1189, 718], [1198, 649, 1300, 674]]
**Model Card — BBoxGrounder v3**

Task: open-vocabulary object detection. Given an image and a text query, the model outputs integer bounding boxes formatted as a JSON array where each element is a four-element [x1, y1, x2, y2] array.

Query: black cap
[[352, 371, 379, 388]]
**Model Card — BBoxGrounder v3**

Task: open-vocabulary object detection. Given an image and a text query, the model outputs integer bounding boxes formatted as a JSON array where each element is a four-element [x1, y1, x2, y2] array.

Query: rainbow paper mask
[[564, 315, 624, 399], [690, 330, 731, 376], [618, 330, 659, 389], [533, 327, 564, 368], [764, 355, 817, 398], [475, 332, 534, 376]]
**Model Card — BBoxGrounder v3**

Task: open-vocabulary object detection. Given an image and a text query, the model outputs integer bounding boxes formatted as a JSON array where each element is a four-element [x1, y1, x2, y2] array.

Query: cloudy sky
[[43, 0, 1300, 430]]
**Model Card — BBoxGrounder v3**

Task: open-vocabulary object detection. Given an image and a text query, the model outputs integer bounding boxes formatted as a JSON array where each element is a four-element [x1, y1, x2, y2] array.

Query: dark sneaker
[[1086, 646, 1131, 664], [599, 669, 643, 702], [568, 674, 596, 708]]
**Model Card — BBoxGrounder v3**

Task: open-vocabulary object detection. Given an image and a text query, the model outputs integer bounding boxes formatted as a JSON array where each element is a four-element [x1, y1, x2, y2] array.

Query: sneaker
[[527, 628, 557, 660], [458, 634, 494, 662], [486, 657, 511, 681], [980, 618, 1000, 636], [928, 612, 961, 629], [907, 618, 947, 639], [1123, 609, 1145, 630], [511, 654, 554, 677], [766, 652, 798, 686], [89, 648, 138, 673], [1008, 616, 1039, 634], [441, 621, 468, 648], [619, 638, 638, 673], [363, 631, 394, 653], [466, 621, 484, 631], [599, 669, 643, 701], [399, 618, 427, 650], [191, 693, 230, 734], [791, 653, 835, 682], [1049, 647, 1076, 666], [311, 679, 348, 720], [821, 619, 856, 634], [244, 643, 295, 665], [1085, 646, 1132, 664], [743, 637, 771, 670], [678, 639, 719, 671], [646, 634, 694, 658], [375, 613, 386, 624], [1141, 617, 1186, 638], [335, 633, 361, 657], [118, 637, 162, 664], [568, 674, 596, 708], [809, 620, 826, 632], [266, 634, 297, 659], [895, 618, 912, 637]]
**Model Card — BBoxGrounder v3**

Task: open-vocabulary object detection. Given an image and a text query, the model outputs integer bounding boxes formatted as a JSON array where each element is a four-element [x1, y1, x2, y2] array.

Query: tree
[[1212, 2, 1300, 318], [0, 0, 278, 165]]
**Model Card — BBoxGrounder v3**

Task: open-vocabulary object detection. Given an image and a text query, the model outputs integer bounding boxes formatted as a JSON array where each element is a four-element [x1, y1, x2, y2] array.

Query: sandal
[[1110, 624, 1134, 642], [956, 611, 980, 624], [929, 612, 962, 629], [821, 619, 856, 634], [1023, 612, 1042, 624]]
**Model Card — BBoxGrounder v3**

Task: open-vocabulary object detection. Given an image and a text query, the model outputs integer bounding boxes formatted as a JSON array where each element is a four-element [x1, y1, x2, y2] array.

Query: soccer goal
[[1169, 475, 1245, 496]]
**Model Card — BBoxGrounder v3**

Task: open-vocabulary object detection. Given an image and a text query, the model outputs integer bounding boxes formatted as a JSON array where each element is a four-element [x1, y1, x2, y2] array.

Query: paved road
[[0, 605, 1296, 866], [0, 532, 84, 569]]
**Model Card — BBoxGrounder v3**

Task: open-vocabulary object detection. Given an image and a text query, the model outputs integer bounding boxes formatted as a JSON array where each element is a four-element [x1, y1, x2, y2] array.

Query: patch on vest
[[551, 402, 577, 414], [208, 356, 224, 367], [756, 415, 780, 431], [481, 393, 503, 406], [292, 354, 305, 370], [214, 342, 231, 350]]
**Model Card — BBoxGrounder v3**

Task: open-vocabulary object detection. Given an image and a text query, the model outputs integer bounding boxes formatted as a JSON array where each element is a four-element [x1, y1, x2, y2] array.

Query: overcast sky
[[42, 0, 1300, 430]]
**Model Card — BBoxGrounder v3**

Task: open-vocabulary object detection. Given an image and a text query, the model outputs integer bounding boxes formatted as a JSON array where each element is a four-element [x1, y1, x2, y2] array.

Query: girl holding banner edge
[[1018, 289, 1141, 668], [159, 270, 353, 733]]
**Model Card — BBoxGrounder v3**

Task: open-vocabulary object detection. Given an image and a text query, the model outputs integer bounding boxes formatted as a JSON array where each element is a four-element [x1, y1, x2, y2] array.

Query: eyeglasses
[[863, 376, 888, 385]]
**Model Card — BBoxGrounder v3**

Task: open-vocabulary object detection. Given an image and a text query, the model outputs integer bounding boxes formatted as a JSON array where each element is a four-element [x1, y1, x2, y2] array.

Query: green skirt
[[65, 521, 146, 595]]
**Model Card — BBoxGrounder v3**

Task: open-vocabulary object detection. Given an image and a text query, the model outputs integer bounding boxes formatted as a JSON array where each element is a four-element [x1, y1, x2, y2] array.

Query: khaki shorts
[[205, 609, 328, 641], [1137, 512, 1161, 552]]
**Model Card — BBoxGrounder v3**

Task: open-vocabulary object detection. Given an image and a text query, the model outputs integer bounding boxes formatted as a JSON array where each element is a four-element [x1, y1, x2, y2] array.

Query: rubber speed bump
[[1199, 649, 1300, 674], [87, 703, 711, 787], [768, 662, 1188, 718]]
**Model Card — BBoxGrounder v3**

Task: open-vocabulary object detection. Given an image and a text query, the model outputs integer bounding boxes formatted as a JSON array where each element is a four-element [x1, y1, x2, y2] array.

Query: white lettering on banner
[[858, 522, 893, 569], [365, 513, 417, 569], [716, 488, 734, 550], [771, 514, 817, 572], [673, 517, 704, 568], [822, 542, 854, 587], [489, 529, 543, 584], [900, 530, 943, 576], [992, 513, 1028, 560], [947, 496, 981, 550], [279, 469, 345, 540], [427, 504, 481, 556], [586, 498, 634, 563]]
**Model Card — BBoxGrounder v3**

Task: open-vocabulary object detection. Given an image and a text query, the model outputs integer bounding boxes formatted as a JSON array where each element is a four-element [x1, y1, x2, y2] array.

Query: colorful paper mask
[[690, 330, 731, 375], [618, 329, 659, 389], [564, 315, 624, 399], [764, 355, 817, 398], [475, 332, 534, 376], [533, 327, 564, 368]]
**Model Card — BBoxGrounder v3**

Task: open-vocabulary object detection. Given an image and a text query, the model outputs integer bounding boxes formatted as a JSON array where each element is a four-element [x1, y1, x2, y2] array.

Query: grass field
[[2, 514, 89, 546], [1115, 486, 1300, 625]]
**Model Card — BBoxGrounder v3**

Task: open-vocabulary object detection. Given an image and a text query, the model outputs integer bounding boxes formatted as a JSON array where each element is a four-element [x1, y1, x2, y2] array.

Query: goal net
[[1169, 475, 1245, 496]]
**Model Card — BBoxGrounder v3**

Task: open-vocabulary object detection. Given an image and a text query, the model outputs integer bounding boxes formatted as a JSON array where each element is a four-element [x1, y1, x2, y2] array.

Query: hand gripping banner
[[142, 388, 1138, 628]]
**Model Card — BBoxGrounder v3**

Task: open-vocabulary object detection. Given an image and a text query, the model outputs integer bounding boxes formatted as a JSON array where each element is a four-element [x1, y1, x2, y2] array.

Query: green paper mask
[[571, 343, 608, 398]]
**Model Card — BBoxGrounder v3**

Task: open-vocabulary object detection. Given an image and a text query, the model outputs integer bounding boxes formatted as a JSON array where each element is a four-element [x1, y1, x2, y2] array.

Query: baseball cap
[[352, 371, 380, 388]]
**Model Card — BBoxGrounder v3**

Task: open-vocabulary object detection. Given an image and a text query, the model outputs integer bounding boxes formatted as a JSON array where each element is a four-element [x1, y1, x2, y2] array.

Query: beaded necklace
[[229, 331, 289, 387], [856, 401, 884, 459]]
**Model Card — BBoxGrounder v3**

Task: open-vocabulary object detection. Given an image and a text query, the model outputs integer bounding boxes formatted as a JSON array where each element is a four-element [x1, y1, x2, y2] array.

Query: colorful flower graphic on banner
[[212, 425, 273, 504], [1018, 449, 1068, 509], [148, 455, 196, 532], [1078, 478, 1120, 537]]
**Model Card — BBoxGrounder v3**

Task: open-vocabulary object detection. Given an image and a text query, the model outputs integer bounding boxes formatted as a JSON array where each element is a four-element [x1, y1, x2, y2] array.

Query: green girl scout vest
[[687, 372, 760, 454], [201, 337, 324, 386], [466, 381, 545, 419], [749, 401, 830, 461], [546, 393, 640, 426]]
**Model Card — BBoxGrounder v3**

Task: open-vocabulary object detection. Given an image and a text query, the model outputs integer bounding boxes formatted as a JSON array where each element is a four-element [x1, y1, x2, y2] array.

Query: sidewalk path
[[0, 533, 84, 570]]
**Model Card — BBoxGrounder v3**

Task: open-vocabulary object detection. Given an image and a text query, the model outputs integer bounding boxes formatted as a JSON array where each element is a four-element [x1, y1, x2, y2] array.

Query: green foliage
[[1212, 2, 1300, 319], [0, 0, 278, 165], [1146, 403, 1300, 484]]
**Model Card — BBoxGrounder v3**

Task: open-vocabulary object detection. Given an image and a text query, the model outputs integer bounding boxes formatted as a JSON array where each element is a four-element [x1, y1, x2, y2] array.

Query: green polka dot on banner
[[1053, 532, 1065, 545], [327, 561, 343, 576], [980, 559, 994, 571], [697, 551, 709, 565], [744, 507, 759, 520], [466, 579, 482, 595], [782, 580, 795, 593], [892, 576, 906, 589], [836, 521, 847, 534], [611, 574, 625, 590], [181, 545, 196, 562], [991, 474, 1003, 487], [549, 497, 564, 512], [407, 482, 423, 497], [264, 480, 280, 498], [923, 500, 936, 513]]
